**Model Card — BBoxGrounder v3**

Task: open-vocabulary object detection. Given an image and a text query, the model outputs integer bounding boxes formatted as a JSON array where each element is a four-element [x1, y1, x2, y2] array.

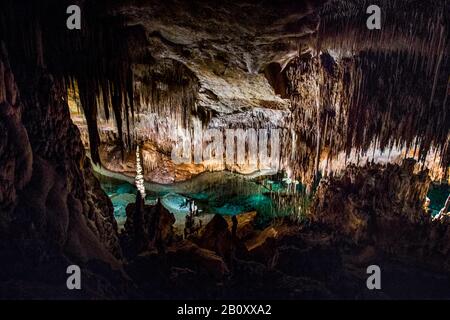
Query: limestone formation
[[121, 196, 176, 256]]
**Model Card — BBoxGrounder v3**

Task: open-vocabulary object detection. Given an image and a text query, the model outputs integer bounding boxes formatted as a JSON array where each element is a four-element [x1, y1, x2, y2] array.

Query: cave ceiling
[[109, 0, 448, 112], [115, 0, 324, 114], [106, 0, 450, 173]]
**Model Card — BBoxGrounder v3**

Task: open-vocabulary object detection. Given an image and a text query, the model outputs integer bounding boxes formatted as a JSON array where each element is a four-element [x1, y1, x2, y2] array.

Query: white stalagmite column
[[135, 145, 146, 198], [441, 195, 450, 215], [433, 194, 450, 222]]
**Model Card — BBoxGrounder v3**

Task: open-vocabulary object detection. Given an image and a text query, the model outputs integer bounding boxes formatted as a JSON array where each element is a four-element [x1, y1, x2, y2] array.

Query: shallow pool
[[96, 170, 307, 229], [427, 183, 450, 216]]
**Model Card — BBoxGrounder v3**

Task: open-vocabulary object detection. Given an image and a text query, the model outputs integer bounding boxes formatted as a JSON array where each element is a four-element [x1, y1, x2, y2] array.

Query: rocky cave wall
[[311, 159, 450, 270], [0, 42, 121, 268], [0, 1, 127, 297], [282, 50, 449, 184]]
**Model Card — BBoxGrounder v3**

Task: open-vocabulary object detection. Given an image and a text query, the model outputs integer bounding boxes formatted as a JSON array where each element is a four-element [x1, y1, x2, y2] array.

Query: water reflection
[[96, 170, 312, 229]]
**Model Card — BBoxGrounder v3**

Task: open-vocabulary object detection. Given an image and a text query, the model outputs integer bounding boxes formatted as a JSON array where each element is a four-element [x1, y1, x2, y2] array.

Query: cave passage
[[0, 0, 449, 301]]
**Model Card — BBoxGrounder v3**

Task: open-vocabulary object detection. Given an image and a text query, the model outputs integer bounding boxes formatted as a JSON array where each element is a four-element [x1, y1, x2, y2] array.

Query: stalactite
[[317, 0, 448, 66], [0, 0, 142, 165], [134, 59, 200, 130], [284, 49, 449, 186], [312, 0, 449, 183]]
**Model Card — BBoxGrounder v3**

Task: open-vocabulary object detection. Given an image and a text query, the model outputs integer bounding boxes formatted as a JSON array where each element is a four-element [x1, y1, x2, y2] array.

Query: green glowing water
[[99, 169, 449, 228], [427, 183, 450, 216], [96, 171, 308, 228]]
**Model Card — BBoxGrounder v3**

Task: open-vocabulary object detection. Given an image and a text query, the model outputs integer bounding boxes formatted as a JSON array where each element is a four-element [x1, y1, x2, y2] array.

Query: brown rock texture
[[224, 211, 258, 241], [196, 214, 234, 263], [0, 43, 124, 298], [121, 196, 176, 256], [310, 160, 450, 271], [311, 160, 431, 243]]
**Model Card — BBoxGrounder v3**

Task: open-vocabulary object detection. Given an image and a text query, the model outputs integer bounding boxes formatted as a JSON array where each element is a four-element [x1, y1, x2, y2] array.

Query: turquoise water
[[99, 176, 150, 228], [96, 171, 309, 228], [427, 183, 449, 216], [100, 169, 449, 227]]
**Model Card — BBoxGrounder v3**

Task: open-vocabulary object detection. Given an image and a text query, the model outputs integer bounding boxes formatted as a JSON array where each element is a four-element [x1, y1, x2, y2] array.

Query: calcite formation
[[284, 50, 449, 184], [121, 196, 175, 257]]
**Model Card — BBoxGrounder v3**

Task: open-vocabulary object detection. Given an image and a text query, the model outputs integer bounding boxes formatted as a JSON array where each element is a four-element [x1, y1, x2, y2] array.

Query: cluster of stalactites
[[283, 49, 449, 184], [133, 60, 200, 130], [318, 0, 448, 68], [0, 0, 138, 165], [65, 68, 135, 164]]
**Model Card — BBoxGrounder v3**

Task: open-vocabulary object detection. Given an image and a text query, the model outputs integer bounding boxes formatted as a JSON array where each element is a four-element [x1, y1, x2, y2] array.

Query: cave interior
[[0, 0, 449, 299]]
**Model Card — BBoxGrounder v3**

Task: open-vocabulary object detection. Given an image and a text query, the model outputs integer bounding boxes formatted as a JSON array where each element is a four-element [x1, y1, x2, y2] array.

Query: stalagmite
[[135, 145, 146, 198]]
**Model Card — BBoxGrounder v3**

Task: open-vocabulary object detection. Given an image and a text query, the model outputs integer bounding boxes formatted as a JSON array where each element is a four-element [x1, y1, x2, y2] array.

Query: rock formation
[[311, 160, 450, 271], [0, 41, 124, 298], [121, 196, 176, 257]]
